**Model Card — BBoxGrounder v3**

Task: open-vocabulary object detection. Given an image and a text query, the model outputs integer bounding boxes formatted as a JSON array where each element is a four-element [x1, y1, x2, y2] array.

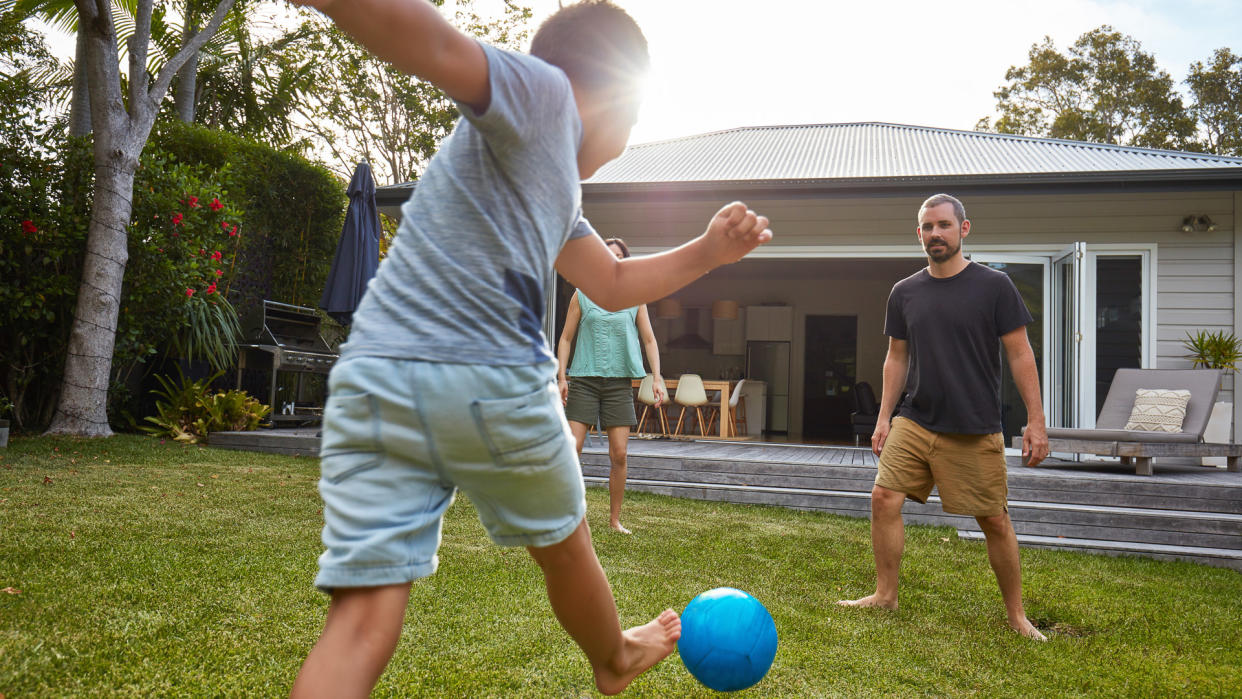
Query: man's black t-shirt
[[884, 261, 1033, 434]]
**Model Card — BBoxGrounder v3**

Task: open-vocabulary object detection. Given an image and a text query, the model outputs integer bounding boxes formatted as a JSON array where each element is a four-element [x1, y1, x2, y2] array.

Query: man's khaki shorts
[[875, 417, 1009, 516]]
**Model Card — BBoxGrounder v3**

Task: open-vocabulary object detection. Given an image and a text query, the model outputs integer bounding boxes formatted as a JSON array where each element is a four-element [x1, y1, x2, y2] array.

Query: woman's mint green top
[[568, 291, 645, 378]]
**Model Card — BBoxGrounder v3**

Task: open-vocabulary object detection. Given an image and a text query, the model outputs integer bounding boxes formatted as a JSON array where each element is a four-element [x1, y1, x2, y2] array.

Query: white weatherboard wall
[[584, 189, 1239, 439]]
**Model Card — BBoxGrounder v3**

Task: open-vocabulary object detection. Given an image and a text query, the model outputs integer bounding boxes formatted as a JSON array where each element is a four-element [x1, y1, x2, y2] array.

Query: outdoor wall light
[[1180, 214, 1217, 233]]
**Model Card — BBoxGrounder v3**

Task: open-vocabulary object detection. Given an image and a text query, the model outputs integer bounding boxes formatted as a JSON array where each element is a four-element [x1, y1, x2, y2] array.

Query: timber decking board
[[211, 429, 1242, 569]]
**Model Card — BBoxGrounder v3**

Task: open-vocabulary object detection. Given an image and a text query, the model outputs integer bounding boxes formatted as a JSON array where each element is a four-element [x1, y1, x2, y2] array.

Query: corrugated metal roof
[[585, 122, 1242, 185]]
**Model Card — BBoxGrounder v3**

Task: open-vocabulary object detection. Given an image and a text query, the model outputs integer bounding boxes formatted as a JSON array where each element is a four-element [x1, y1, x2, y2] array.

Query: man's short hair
[[919, 193, 967, 225], [530, 1, 649, 94]]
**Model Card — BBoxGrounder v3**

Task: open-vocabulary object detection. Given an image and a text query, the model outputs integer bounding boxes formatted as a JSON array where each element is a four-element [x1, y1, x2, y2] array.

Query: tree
[[186, 20, 317, 149], [8, 0, 99, 135], [977, 26, 1196, 151], [46, 0, 235, 437], [1186, 48, 1242, 157], [290, 0, 532, 185]]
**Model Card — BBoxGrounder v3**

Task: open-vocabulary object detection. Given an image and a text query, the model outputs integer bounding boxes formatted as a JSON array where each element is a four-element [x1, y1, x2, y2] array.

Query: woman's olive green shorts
[[564, 376, 637, 428]]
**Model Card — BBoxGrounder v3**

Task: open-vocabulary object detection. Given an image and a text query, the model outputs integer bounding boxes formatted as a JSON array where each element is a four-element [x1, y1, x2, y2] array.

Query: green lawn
[[1, 435, 1239, 697]]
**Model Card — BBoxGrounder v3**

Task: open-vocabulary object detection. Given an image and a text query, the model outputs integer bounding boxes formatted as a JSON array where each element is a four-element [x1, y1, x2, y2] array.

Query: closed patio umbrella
[[320, 162, 381, 326]]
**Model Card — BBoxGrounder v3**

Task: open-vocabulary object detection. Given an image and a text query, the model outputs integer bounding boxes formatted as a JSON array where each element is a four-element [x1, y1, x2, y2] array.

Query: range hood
[[667, 307, 711, 349]]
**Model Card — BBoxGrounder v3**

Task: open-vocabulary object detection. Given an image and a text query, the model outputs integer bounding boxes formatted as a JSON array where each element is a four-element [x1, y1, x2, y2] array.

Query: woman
[[557, 237, 666, 534]]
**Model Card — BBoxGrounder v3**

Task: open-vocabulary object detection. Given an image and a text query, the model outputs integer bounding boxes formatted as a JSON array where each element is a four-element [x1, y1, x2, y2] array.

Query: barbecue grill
[[236, 300, 338, 424]]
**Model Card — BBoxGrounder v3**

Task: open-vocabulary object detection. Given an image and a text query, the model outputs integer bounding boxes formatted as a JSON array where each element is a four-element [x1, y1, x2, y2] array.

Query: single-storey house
[[376, 122, 1242, 447]]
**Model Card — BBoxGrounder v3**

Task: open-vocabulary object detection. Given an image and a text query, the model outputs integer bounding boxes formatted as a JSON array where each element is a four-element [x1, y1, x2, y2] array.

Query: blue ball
[[678, 587, 778, 692]]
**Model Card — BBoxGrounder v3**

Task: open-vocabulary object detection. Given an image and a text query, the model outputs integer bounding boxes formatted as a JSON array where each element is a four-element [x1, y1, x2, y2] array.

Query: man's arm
[[872, 337, 909, 456], [555, 202, 772, 312], [1001, 325, 1049, 466], [290, 0, 489, 112], [555, 294, 582, 404]]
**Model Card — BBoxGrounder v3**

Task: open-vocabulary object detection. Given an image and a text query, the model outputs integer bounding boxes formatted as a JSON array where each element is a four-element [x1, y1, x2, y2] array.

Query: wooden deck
[[209, 429, 1242, 571]]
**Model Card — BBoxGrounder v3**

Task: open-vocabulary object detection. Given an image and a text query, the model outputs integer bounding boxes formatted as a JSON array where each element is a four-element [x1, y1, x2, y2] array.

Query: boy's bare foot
[[836, 593, 898, 610], [594, 609, 681, 696], [1009, 617, 1048, 641], [610, 522, 632, 534]]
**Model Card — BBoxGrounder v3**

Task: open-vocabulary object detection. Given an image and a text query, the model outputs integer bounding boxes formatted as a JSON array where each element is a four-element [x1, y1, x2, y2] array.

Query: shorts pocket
[[320, 392, 381, 483], [471, 383, 569, 469]]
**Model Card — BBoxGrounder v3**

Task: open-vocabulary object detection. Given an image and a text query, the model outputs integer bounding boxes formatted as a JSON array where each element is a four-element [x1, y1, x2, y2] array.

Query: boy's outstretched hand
[[703, 202, 773, 267]]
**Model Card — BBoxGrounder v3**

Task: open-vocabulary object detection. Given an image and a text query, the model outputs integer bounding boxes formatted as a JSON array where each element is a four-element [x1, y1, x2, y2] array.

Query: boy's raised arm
[[290, 0, 490, 112], [557, 202, 772, 312]]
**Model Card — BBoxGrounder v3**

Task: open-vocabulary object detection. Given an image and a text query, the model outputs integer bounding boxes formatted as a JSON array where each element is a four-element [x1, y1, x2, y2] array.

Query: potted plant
[[1183, 330, 1242, 463], [0, 396, 12, 448]]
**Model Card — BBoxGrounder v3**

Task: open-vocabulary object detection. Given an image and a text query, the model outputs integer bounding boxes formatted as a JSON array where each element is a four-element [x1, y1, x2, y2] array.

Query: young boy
[[288, 1, 773, 696]]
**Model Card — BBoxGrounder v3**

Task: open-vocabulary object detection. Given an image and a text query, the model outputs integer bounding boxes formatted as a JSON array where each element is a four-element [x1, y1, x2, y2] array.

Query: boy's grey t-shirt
[[342, 43, 593, 366]]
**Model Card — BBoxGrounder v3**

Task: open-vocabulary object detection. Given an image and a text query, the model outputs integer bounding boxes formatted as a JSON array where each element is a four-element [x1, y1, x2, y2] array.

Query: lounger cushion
[[1123, 389, 1191, 433], [1045, 427, 1200, 443]]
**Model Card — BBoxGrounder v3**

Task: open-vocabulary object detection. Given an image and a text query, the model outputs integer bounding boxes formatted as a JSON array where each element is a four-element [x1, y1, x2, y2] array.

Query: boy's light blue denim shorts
[[314, 356, 585, 591]]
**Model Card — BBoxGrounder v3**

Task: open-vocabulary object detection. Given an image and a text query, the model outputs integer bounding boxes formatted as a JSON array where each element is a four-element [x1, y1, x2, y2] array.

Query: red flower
[[215, 268, 224, 277], [21, 220, 37, 234], [229, 224, 238, 236], [185, 288, 195, 297], [199, 249, 205, 256], [220, 221, 230, 231], [171, 212, 184, 225], [188, 196, 200, 208], [209, 198, 223, 211], [206, 282, 217, 294], [211, 251, 223, 261]]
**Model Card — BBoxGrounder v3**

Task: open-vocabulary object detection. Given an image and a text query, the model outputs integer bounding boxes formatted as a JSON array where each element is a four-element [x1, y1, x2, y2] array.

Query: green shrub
[[147, 121, 347, 320], [0, 19, 91, 432], [123, 149, 246, 374], [140, 367, 270, 443], [3, 108, 342, 431]]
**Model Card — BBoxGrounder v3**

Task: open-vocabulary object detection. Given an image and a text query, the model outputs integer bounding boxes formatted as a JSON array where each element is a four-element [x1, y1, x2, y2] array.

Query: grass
[[1, 434, 1240, 697]]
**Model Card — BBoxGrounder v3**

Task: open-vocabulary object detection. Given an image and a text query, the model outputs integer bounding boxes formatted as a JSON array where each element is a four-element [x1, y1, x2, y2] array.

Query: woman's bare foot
[[1009, 617, 1048, 641], [610, 521, 632, 534], [593, 609, 681, 696], [836, 593, 898, 610]]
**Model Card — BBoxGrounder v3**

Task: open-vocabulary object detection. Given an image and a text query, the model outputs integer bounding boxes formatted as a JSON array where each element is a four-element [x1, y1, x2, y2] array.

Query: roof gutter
[[579, 169, 1242, 201], [377, 168, 1242, 207]]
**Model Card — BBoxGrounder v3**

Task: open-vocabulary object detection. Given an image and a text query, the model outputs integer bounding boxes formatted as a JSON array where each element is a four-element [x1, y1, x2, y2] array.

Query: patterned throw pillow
[[1123, 389, 1191, 433]]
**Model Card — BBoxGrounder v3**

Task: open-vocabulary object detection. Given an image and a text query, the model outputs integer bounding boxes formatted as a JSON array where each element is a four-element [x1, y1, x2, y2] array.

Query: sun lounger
[[1021, 368, 1240, 476]]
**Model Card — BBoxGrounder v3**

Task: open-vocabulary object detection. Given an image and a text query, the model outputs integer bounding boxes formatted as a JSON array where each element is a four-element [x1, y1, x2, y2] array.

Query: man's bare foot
[[1009, 617, 1047, 641], [594, 609, 681, 696], [610, 522, 632, 534], [836, 593, 898, 610]]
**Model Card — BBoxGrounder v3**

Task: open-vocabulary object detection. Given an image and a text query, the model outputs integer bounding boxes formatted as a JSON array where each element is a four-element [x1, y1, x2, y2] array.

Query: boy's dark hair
[[604, 237, 630, 258], [530, 1, 649, 93]]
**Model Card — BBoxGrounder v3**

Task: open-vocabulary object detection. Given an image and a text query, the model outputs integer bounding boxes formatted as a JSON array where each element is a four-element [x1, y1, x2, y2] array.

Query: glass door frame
[[970, 253, 1052, 427]]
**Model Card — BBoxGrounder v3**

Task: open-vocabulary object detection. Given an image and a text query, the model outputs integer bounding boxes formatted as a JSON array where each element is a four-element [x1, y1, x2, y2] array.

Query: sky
[[513, 0, 1242, 144], [32, 0, 1242, 146]]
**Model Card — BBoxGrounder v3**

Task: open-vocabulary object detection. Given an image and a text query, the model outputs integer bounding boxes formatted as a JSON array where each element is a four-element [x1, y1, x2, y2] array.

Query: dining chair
[[706, 379, 747, 438], [636, 373, 668, 435], [673, 373, 710, 436]]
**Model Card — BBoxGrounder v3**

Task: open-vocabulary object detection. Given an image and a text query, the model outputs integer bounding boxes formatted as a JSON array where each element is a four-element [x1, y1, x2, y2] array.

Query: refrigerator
[[745, 341, 790, 434]]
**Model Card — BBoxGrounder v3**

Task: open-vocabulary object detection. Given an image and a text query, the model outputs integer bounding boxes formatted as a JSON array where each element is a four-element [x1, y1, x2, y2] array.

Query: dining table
[[631, 377, 737, 439]]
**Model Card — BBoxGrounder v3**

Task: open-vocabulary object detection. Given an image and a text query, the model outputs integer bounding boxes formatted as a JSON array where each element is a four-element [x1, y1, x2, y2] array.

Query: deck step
[[955, 530, 1242, 571]]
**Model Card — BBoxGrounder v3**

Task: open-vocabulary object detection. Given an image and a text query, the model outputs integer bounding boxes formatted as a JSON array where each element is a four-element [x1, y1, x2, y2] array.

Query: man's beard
[[924, 238, 960, 263]]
